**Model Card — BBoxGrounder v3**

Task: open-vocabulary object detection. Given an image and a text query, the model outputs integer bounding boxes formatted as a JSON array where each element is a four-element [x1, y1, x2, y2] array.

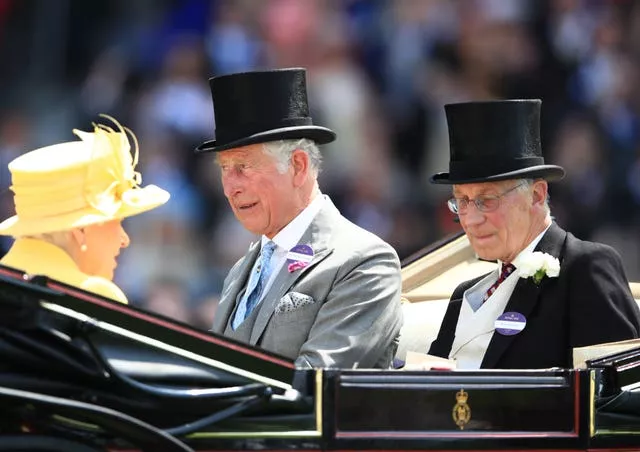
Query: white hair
[[262, 138, 322, 175]]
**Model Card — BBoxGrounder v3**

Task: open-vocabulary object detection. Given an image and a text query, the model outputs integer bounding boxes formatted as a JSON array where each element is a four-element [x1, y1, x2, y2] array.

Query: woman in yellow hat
[[0, 116, 170, 304]]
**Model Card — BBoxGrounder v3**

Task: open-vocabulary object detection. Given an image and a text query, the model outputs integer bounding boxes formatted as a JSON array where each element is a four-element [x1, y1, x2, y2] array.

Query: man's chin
[[238, 221, 265, 236], [471, 245, 499, 262]]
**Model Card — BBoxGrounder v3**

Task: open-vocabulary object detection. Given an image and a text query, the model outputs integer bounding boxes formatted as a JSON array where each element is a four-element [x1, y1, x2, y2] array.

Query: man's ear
[[291, 149, 309, 187], [532, 180, 548, 207]]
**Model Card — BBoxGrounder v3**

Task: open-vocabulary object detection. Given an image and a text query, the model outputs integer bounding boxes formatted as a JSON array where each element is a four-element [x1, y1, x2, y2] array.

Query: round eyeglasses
[[447, 183, 525, 214]]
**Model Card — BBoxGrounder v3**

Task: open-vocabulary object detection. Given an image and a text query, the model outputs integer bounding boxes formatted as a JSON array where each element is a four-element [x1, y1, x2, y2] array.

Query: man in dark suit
[[428, 99, 640, 369]]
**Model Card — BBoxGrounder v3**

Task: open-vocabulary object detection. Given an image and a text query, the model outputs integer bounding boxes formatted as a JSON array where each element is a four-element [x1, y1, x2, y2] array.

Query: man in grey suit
[[195, 68, 403, 369]]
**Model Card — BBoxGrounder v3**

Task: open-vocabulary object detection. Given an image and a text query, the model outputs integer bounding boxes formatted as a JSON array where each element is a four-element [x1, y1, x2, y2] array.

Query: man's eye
[[479, 197, 499, 209]]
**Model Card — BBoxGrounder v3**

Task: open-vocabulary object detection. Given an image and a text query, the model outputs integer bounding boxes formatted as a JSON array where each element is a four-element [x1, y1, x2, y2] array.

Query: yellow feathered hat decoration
[[0, 115, 170, 236]]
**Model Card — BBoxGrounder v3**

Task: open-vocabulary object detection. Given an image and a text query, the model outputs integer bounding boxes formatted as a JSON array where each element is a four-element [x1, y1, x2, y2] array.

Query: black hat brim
[[195, 125, 336, 153], [430, 165, 565, 184]]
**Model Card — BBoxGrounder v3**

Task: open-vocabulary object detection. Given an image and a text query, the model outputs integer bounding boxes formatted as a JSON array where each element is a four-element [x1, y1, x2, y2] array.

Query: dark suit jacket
[[429, 223, 640, 369]]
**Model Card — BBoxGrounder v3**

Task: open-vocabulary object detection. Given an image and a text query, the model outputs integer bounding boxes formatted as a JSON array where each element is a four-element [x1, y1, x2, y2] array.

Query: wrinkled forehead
[[452, 179, 520, 197], [214, 143, 267, 165]]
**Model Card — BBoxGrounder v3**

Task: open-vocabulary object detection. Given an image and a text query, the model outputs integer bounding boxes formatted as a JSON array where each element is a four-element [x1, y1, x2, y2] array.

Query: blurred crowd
[[1, 0, 640, 329]]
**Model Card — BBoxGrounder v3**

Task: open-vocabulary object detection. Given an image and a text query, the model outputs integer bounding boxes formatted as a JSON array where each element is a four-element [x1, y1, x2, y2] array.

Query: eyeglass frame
[[447, 182, 526, 214]]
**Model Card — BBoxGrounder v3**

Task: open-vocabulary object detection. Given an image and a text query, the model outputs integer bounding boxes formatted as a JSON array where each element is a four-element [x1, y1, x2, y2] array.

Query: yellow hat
[[0, 115, 170, 237]]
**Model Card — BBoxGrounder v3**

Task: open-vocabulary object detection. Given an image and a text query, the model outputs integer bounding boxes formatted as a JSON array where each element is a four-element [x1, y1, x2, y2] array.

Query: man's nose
[[460, 203, 485, 226], [222, 172, 243, 197]]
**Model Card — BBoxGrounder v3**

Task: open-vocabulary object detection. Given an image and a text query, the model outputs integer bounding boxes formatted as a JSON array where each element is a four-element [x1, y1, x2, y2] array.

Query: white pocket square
[[275, 292, 316, 314]]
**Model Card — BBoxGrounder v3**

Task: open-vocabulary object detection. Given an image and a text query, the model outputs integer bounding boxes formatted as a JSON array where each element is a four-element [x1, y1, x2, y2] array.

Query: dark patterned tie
[[483, 263, 516, 302]]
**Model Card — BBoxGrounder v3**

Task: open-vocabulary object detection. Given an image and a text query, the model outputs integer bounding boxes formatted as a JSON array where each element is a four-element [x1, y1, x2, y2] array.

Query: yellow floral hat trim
[[0, 115, 170, 237]]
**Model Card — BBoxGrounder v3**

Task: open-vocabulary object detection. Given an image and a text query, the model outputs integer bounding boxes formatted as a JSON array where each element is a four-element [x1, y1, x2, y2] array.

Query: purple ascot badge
[[286, 244, 314, 273], [494, 311, 527, 336]]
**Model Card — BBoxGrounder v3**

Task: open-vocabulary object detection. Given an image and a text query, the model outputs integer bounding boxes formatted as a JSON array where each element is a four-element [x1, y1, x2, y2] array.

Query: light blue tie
[[232, 241, 277, 329]]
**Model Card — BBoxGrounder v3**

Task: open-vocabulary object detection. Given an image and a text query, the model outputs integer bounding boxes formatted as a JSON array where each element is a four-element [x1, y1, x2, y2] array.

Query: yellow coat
[[0, 238, 128, 304]]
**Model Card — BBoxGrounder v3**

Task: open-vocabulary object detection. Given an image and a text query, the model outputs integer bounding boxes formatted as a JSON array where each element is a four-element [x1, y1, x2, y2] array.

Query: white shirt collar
[[260, 193, 325, 251]]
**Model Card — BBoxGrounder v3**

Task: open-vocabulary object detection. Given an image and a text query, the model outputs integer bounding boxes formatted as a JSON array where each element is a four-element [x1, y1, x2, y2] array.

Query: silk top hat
[[195, 68, 336, 153], [430, 99, 565, 184], [0, 116, 170, 237]]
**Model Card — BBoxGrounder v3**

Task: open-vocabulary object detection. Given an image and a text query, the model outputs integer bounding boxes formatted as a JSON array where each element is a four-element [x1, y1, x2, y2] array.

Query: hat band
[[13, 185, 125, 221], [215, 117, 313, 144], [449, 156, 545, 180], [12, 166, 139, 221], [14, 192, 90, 220]]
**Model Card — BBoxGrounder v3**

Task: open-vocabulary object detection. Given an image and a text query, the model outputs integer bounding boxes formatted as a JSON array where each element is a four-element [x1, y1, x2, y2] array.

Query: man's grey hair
[[518, 178, 551, 216], [263, 139, 322, 176]]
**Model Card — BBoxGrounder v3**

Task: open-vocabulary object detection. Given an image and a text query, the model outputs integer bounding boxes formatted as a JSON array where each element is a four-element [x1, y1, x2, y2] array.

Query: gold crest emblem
[[452, 389, 471, 430]]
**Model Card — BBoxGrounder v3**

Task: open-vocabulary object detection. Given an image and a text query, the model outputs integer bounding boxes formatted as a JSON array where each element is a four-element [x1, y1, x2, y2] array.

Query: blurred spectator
[[135, 33, 213, 142], [78, 47, 130, 120], [190, 293, 220, 330], [0, 111, 30, 256], [142, 275, 192, 324], [205, 0, 261, 74], [550, 112, 607, 239]]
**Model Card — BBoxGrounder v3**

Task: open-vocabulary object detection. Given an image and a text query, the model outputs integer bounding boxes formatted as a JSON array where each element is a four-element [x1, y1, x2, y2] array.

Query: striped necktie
[[483, 263, 516, 302]]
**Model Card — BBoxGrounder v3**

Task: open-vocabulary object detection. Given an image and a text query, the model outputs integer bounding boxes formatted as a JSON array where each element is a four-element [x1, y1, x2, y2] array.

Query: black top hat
[[430, 99, 565, 184], [195, 68, 336, 153]]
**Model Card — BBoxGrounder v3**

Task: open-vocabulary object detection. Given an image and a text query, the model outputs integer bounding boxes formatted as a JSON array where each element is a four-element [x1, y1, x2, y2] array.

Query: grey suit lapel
[[211, 241, 261, 333], [249, 202, 338, 345], [481, 223, 566, 368]]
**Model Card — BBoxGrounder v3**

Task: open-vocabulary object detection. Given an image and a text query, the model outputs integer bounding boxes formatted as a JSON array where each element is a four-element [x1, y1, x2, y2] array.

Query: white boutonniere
[[517, 252, 560, 285]]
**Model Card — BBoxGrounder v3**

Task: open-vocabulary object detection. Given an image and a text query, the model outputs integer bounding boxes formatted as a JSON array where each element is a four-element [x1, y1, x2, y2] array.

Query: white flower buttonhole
[[516, 251, 560, 285]]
